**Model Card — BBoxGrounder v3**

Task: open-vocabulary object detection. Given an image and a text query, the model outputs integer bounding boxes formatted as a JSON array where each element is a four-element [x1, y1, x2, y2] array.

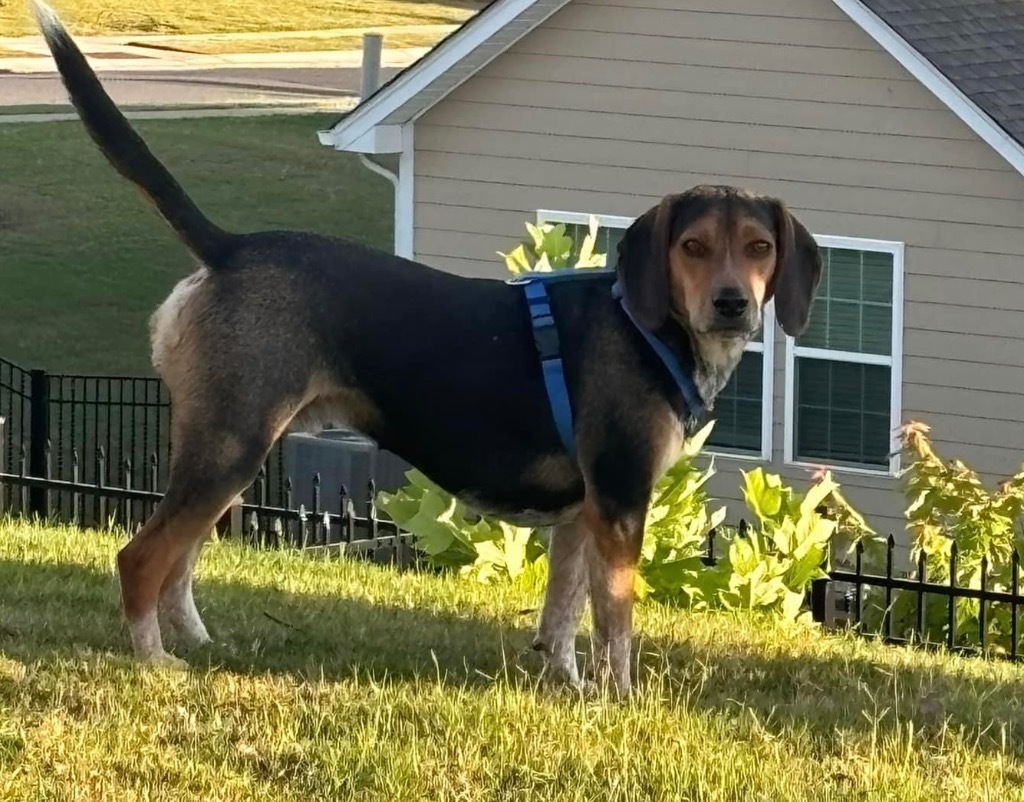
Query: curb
[[0, 46, 430, 74], [0, 99, 357, 124]]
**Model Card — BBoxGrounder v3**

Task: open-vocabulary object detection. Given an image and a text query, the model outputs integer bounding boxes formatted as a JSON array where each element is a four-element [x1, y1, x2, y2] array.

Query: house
[[318, 0, 1024, 541]]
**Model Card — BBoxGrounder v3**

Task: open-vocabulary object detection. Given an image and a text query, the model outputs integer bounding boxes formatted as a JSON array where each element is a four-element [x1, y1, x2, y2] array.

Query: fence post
[[228, 496, 243, 538], [28, 369, 50, 518], [811, 577, 830, 625], [0, 416, 6, 514]]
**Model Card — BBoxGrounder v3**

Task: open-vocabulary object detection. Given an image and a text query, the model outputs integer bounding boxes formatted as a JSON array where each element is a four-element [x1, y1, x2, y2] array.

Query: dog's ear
[[767, 200, 822, 337], [615, 194, 685, 331]]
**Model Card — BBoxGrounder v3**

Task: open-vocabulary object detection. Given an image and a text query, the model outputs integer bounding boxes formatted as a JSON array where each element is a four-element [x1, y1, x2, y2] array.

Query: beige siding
[[412, 0, 1024, 540]]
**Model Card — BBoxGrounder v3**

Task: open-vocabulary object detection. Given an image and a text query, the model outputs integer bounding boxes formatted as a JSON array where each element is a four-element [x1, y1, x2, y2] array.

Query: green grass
[[0, 0, 481, 37], [0, 113, 395, 375], [4, 520, 1024, 800]]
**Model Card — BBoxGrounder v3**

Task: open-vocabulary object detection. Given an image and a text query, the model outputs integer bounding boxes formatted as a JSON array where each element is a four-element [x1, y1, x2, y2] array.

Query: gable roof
[[316, 0, 571, 153], [836, 0, 1024, 175], [861, 0, 1024, 146], [319, 0, 1024, 176]]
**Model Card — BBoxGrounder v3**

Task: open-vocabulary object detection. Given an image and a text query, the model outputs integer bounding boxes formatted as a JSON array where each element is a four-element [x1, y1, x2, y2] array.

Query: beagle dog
[[32, 1, 821, 695]]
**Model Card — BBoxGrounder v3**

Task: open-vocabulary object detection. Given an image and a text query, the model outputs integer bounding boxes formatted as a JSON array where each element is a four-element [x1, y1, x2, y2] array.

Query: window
[[535, 210, 632, 265], [536, 210, 773, 460], [784, 236, 904, 476]]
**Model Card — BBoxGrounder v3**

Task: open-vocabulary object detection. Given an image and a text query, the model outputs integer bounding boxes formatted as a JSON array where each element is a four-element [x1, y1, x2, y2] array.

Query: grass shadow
[[4, 553, 1024, 760], [0, 556, 538, 688]]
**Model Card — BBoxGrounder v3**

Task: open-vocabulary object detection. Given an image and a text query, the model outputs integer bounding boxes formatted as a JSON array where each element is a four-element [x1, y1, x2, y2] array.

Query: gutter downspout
[[358, 152, 398, 194], [355, 33, 403, 255]]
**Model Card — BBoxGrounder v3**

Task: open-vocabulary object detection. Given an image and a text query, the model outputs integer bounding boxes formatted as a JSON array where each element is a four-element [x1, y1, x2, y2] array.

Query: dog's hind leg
[[116, 420, 273, 664], [159, 535, 213, 645], [535, 518, 590, 686]]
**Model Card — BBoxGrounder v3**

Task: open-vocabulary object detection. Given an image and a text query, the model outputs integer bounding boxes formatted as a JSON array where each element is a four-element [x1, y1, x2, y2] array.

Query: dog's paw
[[146, 652, 190, 671]]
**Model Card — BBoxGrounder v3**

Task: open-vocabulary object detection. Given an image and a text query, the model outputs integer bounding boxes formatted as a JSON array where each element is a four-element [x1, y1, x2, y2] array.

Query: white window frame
[[536, 209, 775, 462], [783, 234, 905, 478]]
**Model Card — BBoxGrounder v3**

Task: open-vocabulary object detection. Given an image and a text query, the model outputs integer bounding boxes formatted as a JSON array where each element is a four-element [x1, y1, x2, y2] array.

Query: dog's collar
[[609, 280, 707, 421], [512, 269, 705, 458]]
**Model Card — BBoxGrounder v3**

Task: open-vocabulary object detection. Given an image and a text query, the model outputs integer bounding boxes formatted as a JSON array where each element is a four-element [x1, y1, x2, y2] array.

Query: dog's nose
[[713, 288, 749, 319]]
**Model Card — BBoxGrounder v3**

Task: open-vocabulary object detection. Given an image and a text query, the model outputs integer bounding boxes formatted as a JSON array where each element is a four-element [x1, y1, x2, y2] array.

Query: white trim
[[832, 0, 1024, 179], [783, 234, 905, 477], [324, 124, 403, 155], [793, 347, 891, 368], [890, 238, 906, 478], [395, 122, 415, 259], [536, 209, 635, 230], [812, 234, 904, 254], [319, 0, 569, 153], [760, 299, 776, 462], [535, 207, 774, 461]]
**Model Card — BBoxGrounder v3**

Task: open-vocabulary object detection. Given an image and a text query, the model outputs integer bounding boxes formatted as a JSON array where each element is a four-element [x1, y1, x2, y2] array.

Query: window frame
[[536, 208, 775, 462], [782, 234, 905, 478]]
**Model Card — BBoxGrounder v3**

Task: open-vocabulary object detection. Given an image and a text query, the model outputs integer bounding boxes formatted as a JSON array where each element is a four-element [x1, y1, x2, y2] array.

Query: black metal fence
[[0, 414, 418, 567], [827, 537, 1024, 661], [0, 357, 412, 561], [1, 359, 171, 521], [0, 359, 338, 524], [4, 358, 1024, 664]]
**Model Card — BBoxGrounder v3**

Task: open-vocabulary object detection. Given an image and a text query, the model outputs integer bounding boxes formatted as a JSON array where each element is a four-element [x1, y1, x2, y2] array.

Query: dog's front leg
[[535, 519, 590, 686], [583, 502, 645, 697]]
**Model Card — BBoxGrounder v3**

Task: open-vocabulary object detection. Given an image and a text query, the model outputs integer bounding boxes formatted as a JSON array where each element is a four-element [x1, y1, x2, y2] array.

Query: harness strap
[[522, 279, 577, 457], [515, 269, 706, 459]]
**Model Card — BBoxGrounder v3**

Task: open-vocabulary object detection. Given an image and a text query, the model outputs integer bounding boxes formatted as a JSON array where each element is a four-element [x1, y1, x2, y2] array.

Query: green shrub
[[634, 421, 725, 606], [375, 418, 721, 596], [376, 468, 547, 591], [497, 215, 606, 274], [711, 468, 879, 622], [860, 421, 1024, 653]]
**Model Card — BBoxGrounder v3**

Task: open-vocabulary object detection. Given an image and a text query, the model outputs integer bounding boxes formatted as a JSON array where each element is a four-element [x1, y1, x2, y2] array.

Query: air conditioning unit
[[281, 427, 411, 514]]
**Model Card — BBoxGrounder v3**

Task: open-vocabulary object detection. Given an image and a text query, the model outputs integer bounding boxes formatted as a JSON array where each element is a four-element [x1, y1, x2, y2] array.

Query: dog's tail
[[31, 1, 237, 268]]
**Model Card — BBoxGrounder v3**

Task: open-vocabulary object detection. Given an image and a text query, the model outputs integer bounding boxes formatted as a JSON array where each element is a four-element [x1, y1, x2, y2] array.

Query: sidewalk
[[0, 24, 443, 120], [0, 26, 440, 73]]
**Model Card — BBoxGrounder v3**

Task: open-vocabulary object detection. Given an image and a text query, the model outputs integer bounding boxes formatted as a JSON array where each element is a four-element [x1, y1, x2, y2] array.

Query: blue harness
[[509, 268, 706, 459]]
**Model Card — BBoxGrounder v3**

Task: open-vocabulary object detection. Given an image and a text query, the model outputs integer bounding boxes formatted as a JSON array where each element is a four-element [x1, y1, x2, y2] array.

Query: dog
[[32, 1, 821, 695]]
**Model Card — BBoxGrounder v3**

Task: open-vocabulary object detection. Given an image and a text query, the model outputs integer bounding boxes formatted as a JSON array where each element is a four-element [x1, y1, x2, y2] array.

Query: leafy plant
[[375, 469, 548, 589], [862, 421, 1024, 652], [635, 421, 725, 605], [498, 215, 606, 275], [693, 468, 881, 622], [376, 425, 723, 597]]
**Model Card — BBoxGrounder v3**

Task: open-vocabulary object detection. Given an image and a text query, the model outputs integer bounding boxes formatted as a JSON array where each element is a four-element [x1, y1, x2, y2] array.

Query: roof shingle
[[862, 0, 1024, 145]]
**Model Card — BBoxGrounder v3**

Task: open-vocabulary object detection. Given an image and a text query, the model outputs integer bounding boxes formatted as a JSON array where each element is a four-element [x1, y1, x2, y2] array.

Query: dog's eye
[[748, 240, 773, 257], [682, 239, 706, 257]]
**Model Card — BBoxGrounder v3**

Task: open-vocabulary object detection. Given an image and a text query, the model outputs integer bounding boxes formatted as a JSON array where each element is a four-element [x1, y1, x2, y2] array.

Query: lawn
[[3, 520, 1024, 800], [0, 0, 482, 37], [0, 114, 395, 375]]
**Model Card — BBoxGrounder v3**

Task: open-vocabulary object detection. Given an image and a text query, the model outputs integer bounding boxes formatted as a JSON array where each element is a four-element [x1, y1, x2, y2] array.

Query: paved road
[[0, 65, 404, 108]]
